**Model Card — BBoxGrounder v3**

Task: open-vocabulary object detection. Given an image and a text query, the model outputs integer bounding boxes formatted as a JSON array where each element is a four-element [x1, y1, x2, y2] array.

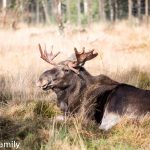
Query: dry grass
[[1, 101, 150, 150], [0, 21, 150, 150]]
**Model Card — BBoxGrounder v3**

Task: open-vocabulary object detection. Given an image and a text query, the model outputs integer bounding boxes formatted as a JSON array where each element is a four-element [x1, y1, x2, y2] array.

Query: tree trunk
[[109, 0, 114, 22], [2, 0, 7, 27], [145, 0, 149, 25], [66, 0, 71, 23], [77, 0, 81, 26], [114, 0, 118, 20], [2, 0, 7, 9], [19, 0, 24, 22], [42, 0, 50, 24], [128, 0, 132, 21], [87, 0, 92, 26], [53, 0, 63, 26], [84, 0, 88, 15], [137, 0, 141, 22], [36, 0, 40, 24], [99, 0, 106, 21], [57, 0, 61, 17], [54, 0, 64, 34]]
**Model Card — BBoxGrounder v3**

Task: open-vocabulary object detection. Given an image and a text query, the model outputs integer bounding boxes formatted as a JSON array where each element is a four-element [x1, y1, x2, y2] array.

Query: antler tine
[[38, 44, 44, 58], [74, 47, 98, 65], [84, 49, 98, 61], [74, 47, 85, 55], [43, 44, 49, 58], [82, 47, 85, 54], [48, 45, 60, 61], [49, 45, 53, 58], [38, 43, 60, 65], [38, 44, 48, 62]]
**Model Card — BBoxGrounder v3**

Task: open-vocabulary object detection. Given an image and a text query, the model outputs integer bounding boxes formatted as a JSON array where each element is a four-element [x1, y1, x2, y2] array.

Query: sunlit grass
[[1, 100, 150, 150], [0, 22, 150, 150]]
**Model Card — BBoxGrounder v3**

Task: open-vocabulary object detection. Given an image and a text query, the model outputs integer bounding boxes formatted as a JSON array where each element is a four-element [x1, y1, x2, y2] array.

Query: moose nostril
[[36, 79, 49, 87], [36, 80, 41, 87], [42, 80, 49, 85]]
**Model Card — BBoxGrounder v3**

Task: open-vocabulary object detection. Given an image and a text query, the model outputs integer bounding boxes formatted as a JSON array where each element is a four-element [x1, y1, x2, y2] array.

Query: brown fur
[[37, 61, 150, 127]]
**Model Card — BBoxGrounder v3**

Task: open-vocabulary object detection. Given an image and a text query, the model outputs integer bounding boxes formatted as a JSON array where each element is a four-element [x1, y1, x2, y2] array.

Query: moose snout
[[36, 80, 42, 87], [36, 79, 49, 88]]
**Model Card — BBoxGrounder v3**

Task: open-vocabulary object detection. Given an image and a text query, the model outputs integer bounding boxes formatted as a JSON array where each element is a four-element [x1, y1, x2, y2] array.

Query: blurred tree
[[36, 0, 40, 24], [0, 0, 149, 26], [42, 0, 50, 24], [77, 0, 81, 26], [145, 0, 148, 25], [109, 0, 114, 22], [87, 0, 92, 25], [84, 0, 88, 15], [92, 0, 99, 22], [2, 0, 7, 10], [2, 0, 7, 27], [137, 0, 142, 21], [66, 0, 71, 23], [128, 0, 132, 21], [114, 0, 118, 20], [108, 0, 119, 22]]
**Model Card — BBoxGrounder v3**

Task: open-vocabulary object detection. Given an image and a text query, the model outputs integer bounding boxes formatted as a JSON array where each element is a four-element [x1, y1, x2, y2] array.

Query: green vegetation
[[0, 68, 150, 150], [118, 67, 150, 90], [0, 22, 150, 150], [1, 100, 150, 150]]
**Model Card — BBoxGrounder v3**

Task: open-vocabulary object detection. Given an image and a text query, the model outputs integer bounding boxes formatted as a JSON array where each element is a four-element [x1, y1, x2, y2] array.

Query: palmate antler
[[66, 47, 98, 74], [38, 44, 98, 74], [74, 47, 98, 66], [38, 44, 60, 65]]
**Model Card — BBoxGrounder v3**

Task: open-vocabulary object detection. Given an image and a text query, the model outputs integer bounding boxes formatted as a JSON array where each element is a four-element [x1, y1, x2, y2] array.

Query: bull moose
[[36, 44, 150, 130]]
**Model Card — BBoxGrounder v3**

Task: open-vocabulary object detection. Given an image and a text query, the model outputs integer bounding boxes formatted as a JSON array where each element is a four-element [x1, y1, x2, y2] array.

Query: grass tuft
[[0, 23, 150, 149], [34, 101, 61, 118]]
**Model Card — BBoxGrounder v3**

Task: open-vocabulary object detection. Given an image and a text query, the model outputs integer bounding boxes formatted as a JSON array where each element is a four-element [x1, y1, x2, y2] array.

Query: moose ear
[[65, 47, 98, 74], [74, 47, 77, 52], [66, 61, 80, 74]]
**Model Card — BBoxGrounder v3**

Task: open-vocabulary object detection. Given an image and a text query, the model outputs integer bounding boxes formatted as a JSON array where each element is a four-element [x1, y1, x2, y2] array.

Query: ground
[[0, 21, 150, 150]]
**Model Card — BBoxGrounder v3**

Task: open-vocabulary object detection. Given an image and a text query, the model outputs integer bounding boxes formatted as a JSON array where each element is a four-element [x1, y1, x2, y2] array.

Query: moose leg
[[55, 101, 69, 121], [55, 115, 65, 121], [99, 112, 121, 131]]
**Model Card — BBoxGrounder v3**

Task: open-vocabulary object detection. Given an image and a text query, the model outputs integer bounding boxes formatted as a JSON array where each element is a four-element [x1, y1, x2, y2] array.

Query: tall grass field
[[0, 22, 150, 150]]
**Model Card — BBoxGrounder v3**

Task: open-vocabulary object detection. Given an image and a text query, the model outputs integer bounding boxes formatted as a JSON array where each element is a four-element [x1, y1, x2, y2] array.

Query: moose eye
[[65, 69, 69, 72], [63, 68, 69, 72]]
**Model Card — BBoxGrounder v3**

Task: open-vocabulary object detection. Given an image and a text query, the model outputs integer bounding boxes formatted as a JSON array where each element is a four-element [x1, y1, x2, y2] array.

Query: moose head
[[36, 44, 98, 92], [36, 44, 98, 113]]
